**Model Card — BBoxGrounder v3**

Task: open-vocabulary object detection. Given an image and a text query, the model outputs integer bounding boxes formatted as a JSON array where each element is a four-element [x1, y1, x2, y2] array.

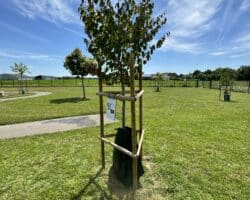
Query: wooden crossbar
[[136, 129, 144, 157], [99, 129, 145, 158], [96, 90, 144, 102], [135, 90, 144, 100], [99, 137, 136, 158]]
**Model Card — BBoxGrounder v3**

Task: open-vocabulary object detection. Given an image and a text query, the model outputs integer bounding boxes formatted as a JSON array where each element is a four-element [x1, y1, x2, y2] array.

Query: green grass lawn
[[0, 87, 103, 125], [0, 87, 249, 199]]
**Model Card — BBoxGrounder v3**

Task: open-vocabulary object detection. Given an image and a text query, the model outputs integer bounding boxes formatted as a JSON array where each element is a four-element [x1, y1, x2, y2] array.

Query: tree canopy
[[79, 0, 169, 81], [64, 48, 98, 99], [64, 48, 97, 77]]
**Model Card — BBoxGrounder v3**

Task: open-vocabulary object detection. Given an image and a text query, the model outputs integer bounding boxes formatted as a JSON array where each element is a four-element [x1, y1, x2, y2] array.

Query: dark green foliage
[[78, 0, 169, 82], [191, 66, 250, 81], [64, 48, 98, 99], [64, 48, 97, 77], [238, 65, 250, 81]]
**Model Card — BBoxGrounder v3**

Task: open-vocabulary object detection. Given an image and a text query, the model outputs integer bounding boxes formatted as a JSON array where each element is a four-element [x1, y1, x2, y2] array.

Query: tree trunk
[[81, 75, 86, 99], [121, 75, 126, 128], [156, 80, 160, 92]]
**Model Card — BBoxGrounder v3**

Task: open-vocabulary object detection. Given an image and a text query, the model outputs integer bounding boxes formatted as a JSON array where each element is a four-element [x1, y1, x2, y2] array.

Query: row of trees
[[191, 66, 250, 81], [163, 66, 250, 81]]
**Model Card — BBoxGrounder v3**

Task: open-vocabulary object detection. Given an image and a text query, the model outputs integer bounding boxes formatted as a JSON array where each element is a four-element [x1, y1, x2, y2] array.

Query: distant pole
[[248, 81, 250, 94], [196, 79, 199, 88]]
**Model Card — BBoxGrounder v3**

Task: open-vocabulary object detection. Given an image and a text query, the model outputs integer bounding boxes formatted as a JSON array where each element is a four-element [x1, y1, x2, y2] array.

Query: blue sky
[[0, 0, 250, 76]]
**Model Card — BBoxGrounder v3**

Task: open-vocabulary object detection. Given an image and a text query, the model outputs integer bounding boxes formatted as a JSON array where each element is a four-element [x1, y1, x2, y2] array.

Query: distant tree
[[154, 72, 163, 92], [192, 70, 205, 80], [10, 62, 29, 80], [214, 68, 236, 93], [203, 69, 213, 81], [64, 48, 97, 99], [168, 72, 178, 80], [237, 66, 250, 81], [10, 62, 29, 94]]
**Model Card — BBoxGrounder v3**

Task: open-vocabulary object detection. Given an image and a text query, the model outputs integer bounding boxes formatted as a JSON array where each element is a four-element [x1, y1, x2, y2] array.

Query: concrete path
[[0, 114, 115, 139], [0, 91, 51, 102]]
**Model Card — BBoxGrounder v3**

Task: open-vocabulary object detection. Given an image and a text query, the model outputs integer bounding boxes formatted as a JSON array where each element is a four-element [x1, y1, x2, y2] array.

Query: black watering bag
[[112, 127, 144, 187]]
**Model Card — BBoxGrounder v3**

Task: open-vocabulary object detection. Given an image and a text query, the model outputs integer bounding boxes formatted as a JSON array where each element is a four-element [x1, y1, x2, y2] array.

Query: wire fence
[[0, 79, 249, 93]]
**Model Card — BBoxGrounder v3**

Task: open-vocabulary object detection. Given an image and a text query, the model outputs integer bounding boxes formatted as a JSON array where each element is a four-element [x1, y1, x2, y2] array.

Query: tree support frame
[[97, 56, 144, 190]]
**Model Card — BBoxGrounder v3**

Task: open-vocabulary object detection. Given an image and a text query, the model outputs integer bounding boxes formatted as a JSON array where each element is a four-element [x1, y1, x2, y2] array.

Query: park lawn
[[0, 88, 249, 199], [0, 87, 105, 125]]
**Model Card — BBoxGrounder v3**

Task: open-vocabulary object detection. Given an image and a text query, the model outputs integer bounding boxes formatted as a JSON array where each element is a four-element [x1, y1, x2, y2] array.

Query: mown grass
[[0, 87, 249, 199], [0, 87, 102, 125]]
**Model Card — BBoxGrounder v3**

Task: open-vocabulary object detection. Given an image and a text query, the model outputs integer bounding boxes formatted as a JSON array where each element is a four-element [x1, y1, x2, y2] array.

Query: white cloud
[[160, 38, 201, 54], [209, 51, 227, 56], [231, 32, 250, 53], [166, 0, 222, 38], [0, 50, 63, 60], [240, 0, 250, 11], [155, 0, 222, 54], [234, 34, 250, 43], [11, 0, 81, 25], [230, 52, 250, 58], [212, 32, 250, 58], [217, 0, 250, 43]]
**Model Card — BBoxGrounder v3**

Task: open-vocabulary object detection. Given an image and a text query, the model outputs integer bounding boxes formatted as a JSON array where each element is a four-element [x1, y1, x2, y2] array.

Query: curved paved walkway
[[0, 114, 115, 139], [0, 91, 51, 102]]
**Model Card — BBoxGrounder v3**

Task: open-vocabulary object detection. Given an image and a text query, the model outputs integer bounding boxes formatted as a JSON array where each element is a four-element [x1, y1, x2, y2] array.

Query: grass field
[[0, 87, 102, 125], [0, 87, 249, 199]]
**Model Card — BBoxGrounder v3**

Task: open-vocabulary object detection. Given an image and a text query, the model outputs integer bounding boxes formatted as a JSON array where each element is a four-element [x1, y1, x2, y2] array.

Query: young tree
[[79, 0, 169, 124], [10, 62, 29, 80], [10, 62, 29, 94], [154, 72, 163, 92], [64, 48, 97, 99], [79, 0, 168, 188]]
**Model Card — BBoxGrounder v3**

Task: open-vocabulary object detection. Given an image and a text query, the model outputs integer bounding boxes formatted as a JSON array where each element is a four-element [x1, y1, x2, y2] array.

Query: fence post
[[248, 81, 250, 94], [196, 80, 199, 88]]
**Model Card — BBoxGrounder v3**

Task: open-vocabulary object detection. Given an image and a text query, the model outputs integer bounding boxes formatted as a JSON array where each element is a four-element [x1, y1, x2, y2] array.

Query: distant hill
[[0, 73, 33, 80], [0, 74, 60, 80]]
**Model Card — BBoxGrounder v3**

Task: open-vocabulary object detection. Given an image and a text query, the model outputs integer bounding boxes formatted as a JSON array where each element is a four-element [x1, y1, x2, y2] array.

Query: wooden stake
[[121, 71, 126, 128], [129, 53, 138, 190], [98, 74, 105, 168], [139, 65, 143, 159]]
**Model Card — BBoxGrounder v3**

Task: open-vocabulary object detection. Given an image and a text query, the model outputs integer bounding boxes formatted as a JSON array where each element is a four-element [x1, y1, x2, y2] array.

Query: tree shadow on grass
[[107, 166, 136, 199], [71, 166, 135, 200], [50, 97, 90, 104], [70, 167, 112, 200]]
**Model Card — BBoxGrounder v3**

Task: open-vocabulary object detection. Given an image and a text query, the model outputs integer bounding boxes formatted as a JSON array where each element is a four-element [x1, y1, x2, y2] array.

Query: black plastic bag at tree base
[[112, 127, 144, 187]]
